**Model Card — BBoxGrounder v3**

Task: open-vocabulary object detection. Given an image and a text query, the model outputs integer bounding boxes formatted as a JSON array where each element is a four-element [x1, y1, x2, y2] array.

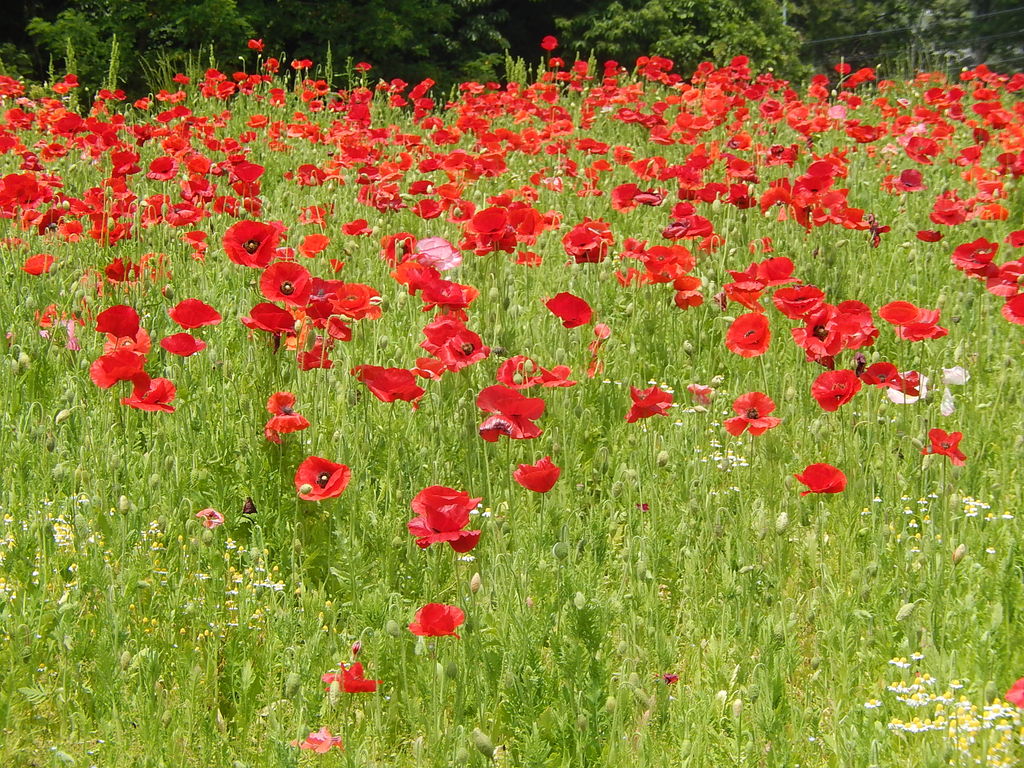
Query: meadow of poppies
[[1, 40, 1024, 767]]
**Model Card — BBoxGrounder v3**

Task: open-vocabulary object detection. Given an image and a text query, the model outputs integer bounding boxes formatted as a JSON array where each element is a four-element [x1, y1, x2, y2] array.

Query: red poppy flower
[[351, 365, 425, 407], [265, 391, 310, 435], [299, 233, 330, 258], [772, 285, 825, 320], [95, 304, 140, 340], [476, 385, 545, 441], [296, 338, 334, 370], [223, 219, 282, 268], [859, 362, 905, 391], [120, 375, 176, 413], [89, 349, 146, 389], [916, 230, 944, 242], [1006, 678, 1024, 708], [810, 369, 862, 412], [322, 662, 381, 693], [421, 314, 490, 373], [1003, 293, 1024, 325], [291, 727, 343, 753], [408, 603, 465, 638], [725, 313, 770, 357], [407, 485, 482, 552], [562, 217, 613, 263], [794, 463, 846, 495], [241, 302, 295, 335], [22, 253, 55, 275], [723, 392, 781, 436], [625, 385, 674, 423], [687, 383, 713, 405], [260, 261, 311, 307], [495, 356, 575, 390], [540, 35, 558, 51], [878, 301, 948, 341], [168, 299, 221, 329], [160, 333, 206, 357], [922, 428, 966, 466], [545, 292, 593, 328], [294, 456, 351, 500], [513, 456, 561, 493]]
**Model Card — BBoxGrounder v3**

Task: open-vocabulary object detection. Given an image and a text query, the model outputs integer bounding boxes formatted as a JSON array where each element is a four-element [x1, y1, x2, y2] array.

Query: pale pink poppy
[[413, 237, 462, 271], [195, 508, 224, 529]]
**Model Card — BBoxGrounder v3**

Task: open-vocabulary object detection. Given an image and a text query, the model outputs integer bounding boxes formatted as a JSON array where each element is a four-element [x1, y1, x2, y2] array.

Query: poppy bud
[[119, 650, 132, 670], [148, 473, 161, 489], [895, 602, 918, 622], [952, 543, 967, 564], [552, 542, 569, 560], [284, 671, 301, 699], [215, 708, 227, 733], [298, 483, 314, 495], [351, 640, 362, 657], [385, 619, 402, 637], [983, 680, 998, 703], [327, 679, 341, 706], [377, 334, 389, 349], [55, 409, 71, 425], [604, 695, 617, 713], [682, 340, 694, 354], [775, 511, 789, 533], [471, 728, 495, 759], [731, 698, 744, 718], [573, 591, 586, 609], [656, 450, 669, 467], [470, 572, 482, 593], [17, 352, 31, 371], [445, 661, 458, 679], [162, 709, 173, 728]]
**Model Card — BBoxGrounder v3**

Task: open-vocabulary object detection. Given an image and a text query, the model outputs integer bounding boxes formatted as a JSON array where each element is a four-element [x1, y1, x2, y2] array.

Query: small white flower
[[942, 366, 970, 386], [940, 388, 955, 417]]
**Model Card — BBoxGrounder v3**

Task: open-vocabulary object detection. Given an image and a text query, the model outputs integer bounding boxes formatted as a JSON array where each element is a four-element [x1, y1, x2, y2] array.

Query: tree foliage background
[[1, 0, 1023, 96]]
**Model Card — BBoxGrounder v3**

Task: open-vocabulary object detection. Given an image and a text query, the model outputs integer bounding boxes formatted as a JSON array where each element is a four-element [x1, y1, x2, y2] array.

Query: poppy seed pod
[[471, 729, 495, 759]]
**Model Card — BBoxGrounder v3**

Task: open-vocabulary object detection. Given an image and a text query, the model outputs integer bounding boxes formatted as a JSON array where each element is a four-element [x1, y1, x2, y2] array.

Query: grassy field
[[0, 50, 1023, 767]]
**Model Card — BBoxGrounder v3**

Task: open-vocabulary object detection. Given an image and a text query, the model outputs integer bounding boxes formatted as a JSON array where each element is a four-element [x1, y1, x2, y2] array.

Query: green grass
[[0, 60, 1022, 767]]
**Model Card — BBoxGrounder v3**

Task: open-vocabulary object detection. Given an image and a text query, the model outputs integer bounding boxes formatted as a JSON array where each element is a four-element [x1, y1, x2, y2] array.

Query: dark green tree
[[553, 0, 805, 78]]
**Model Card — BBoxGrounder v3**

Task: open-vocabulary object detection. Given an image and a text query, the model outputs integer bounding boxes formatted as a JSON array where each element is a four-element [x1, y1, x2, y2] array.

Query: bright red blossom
[[923, 428, 966, 466], [512, 456, 561, 493], [723, 392, 781, 436], [322, 662, 381, 693], [810, 369, 862, 412], [794, 463, 847, 495], [409, 603, 465, 638], [407, 485, 481, 552], [625, 385, 674, 423], [294, 456, 351, 500]]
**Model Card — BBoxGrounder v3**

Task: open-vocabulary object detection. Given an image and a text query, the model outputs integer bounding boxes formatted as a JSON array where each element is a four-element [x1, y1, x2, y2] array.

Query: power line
[[802, 5, 1024, 46]]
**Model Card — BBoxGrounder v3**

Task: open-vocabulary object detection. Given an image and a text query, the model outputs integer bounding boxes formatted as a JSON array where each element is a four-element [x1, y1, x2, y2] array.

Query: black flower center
[[316, 471, 331, 488], [461, 342, 475, 355], [280, 281, 295, 296], [243, 238, 260, 254], [812, 325, 829, 340], [745, 408, 759, 419]]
